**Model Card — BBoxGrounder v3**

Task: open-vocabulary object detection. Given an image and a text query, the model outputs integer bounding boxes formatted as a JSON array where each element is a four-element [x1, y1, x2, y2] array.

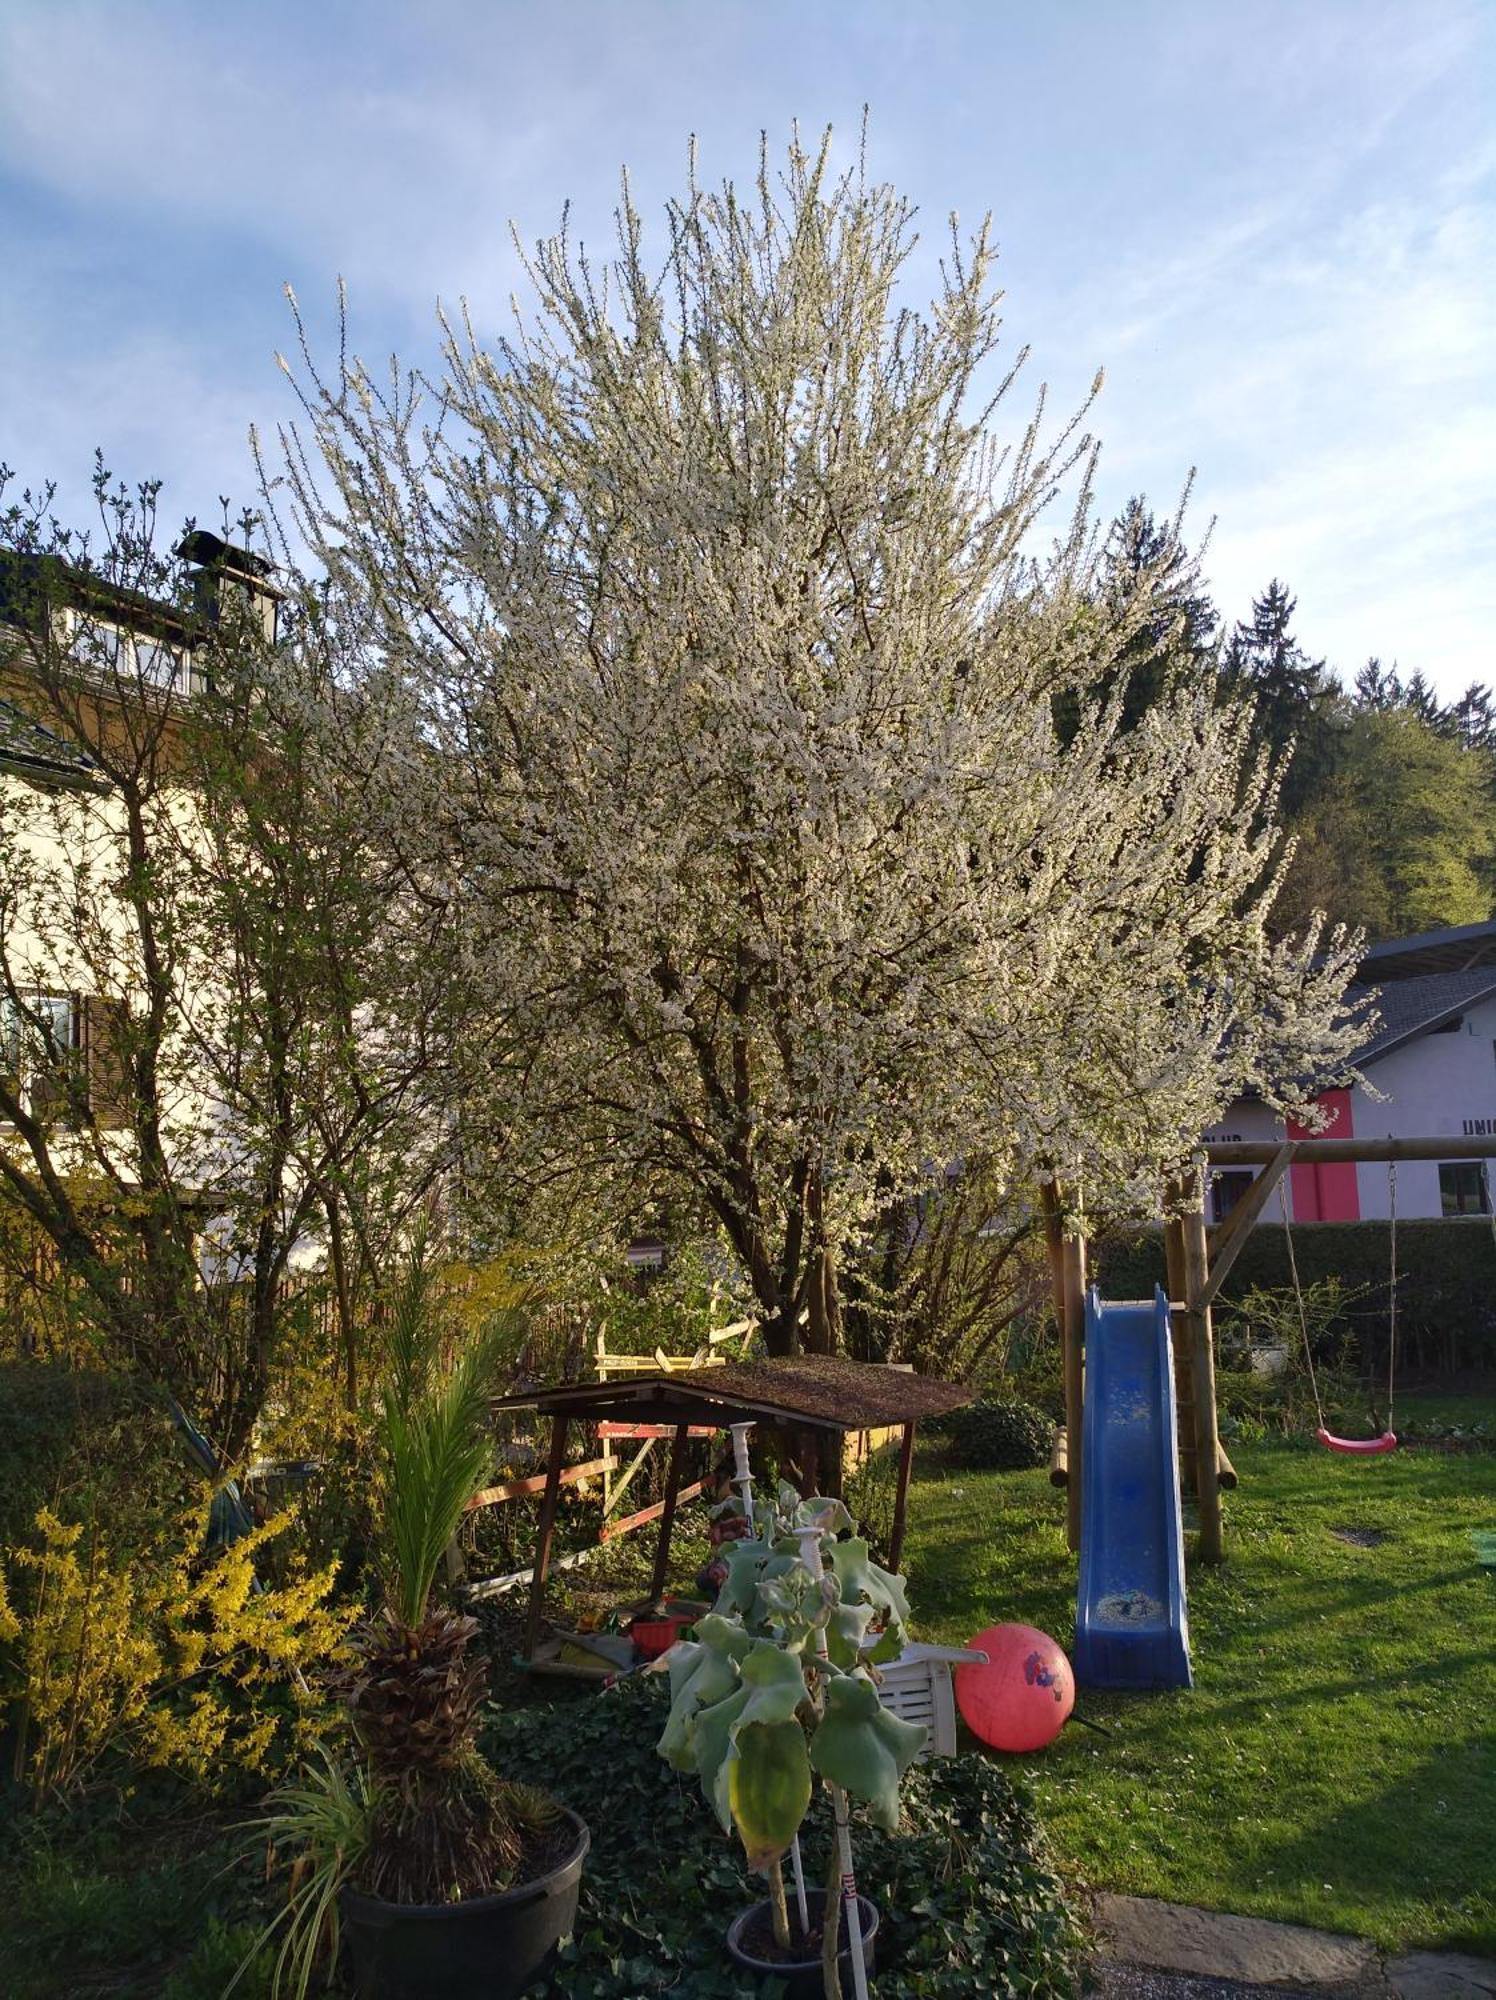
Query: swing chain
[[1386, 1162, 1397, 1430], [1278, 1175, 1326, 1432]]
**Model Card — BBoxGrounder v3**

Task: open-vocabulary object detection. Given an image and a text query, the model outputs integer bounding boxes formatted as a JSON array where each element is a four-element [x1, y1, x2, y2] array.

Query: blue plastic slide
[[1073, 1285, 1193, 1690]]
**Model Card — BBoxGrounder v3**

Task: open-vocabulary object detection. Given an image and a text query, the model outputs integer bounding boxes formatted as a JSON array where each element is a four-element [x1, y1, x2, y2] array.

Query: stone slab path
[[1089, 1895, 1496, 2000]]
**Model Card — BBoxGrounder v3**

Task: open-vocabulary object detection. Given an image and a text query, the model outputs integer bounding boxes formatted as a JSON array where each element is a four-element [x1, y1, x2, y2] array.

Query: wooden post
[[1179, 1178, 1224, 1564], [1040, 1182, 1066, 1347], [524, 1413, 569, 1662], [1061, 1227, 1087, 1553], [1163, 1206, 1195, 1497], [888, 1420, 917, 1572], [647, 1422, 690, 1606], [800, 1426, 821, 1499], [1048, 1427, 1069, 1488]]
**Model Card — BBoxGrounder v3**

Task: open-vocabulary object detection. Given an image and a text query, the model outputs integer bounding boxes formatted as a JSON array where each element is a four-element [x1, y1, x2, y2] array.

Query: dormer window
[[58, 608, 199, 696]]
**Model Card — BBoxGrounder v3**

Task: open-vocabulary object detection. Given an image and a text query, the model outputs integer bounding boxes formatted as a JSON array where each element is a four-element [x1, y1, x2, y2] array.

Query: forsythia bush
[[0, 1502, 353, 1796]]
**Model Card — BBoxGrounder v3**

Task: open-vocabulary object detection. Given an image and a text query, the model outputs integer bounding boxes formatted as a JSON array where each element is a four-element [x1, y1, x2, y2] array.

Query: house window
[[1438, 1162, 1489, 1216], [60, 610, 195, 695], [0, 992, 78, 1119], [1211, 1170, 1255, 1224]]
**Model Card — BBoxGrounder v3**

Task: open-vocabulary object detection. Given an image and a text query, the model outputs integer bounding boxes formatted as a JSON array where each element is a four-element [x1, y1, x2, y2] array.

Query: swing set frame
[[1045, 1133, 1496, 1566]]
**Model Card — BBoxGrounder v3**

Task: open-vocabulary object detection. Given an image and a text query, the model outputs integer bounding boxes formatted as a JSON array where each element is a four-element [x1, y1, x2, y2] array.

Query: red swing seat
[[1316, 1427, 1397, 1456]]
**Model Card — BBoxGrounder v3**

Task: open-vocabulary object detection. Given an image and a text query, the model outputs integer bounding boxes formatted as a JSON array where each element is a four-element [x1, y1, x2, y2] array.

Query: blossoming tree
[[272, 132, 1363, 1355]]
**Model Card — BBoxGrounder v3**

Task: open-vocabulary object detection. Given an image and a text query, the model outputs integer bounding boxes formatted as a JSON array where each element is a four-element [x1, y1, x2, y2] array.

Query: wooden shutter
[[81, 994, 132, 1129]]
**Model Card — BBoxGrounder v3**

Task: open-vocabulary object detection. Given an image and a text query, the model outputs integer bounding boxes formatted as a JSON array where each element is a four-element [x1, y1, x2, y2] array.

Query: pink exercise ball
[[955, 1623, 1075, 1752]]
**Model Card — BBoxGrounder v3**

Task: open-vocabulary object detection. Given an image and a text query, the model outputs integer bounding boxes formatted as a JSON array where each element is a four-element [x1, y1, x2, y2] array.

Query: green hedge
[[0, 1363, 185, 1552], [1095, 1220, 1496, 1376], [932, 1397, 1054, 1471]]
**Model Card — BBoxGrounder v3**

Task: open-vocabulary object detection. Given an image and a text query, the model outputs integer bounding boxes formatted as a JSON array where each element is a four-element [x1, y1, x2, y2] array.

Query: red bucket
[[629, 1614, 693, 1659]]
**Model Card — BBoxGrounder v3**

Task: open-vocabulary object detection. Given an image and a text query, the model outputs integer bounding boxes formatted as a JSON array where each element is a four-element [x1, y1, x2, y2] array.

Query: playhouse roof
[[491, 1353, 972, 1433]]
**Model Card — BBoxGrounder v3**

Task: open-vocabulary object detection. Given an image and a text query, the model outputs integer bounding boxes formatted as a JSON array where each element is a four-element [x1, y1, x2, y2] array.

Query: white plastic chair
[[876, 1641, 988, 1759]]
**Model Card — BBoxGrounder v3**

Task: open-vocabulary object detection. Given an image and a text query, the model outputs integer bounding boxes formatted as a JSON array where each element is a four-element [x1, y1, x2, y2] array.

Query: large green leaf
[[691, 1639, 809, 1836], [794, 1495, 852, 1536], [824, 1597, 876, 1668], [711, 1537, 793, 1616], [809, 1670, 927, 1830], [828, 1535, 911, 1660], [656, 1616, 749, 1772], [728, 1719, 812, 1870]]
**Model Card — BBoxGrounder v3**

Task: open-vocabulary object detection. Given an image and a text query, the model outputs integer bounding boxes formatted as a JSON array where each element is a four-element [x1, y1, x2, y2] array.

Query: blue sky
[[2, 0, 1491, 693]]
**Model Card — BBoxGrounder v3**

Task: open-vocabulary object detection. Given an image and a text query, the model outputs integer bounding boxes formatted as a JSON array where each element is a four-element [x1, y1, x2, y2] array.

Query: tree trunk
[[761, 1302, 803, 1357], [805, 1244, 842, 1356]]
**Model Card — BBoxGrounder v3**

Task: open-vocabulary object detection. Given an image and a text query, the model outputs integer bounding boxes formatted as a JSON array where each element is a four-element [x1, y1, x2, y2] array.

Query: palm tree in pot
[[256, 1247, 589, 2000]]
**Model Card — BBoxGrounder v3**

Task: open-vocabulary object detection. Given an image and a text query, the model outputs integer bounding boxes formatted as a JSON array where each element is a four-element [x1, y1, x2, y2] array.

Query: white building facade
[[1206, 923, 1496, 1225]]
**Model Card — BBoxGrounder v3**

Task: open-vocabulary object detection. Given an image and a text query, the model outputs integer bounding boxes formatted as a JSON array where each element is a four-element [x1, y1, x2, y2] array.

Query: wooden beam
[[647, 1422, 690, 1604], [1179, 1187, 1224, 1564], [1163, 1208, 1195, 1495], [1205, 1135, 1496, 1166], [596, 1422, 717, 1439], [1049, 1426, 1069, 1488], [1198, 1141, 1293, 1310], [888, 1421, 918, 1572], [524, 1413, 569, 1661], [466, 1456, 613, 1511], [602, 1436, 658, 1521], [465, 1543, 598, 1603], [599, 1481, 705, 1542], [1061, 1227, 1087, 1553]]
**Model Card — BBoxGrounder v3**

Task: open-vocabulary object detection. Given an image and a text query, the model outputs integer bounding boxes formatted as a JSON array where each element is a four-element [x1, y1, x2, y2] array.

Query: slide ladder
[[1074, 1285, 1192, 1690]]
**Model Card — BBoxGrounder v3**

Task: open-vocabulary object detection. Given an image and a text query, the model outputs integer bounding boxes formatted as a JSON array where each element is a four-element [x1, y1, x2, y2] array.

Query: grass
[[0, 1798, 272, 1999], [6, 1415, 1491, 1991], [906, 1428, 1496, 1955]]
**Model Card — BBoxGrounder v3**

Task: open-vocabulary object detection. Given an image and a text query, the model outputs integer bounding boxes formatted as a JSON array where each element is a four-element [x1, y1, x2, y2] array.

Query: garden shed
[[488, 1355, 973, 1665]]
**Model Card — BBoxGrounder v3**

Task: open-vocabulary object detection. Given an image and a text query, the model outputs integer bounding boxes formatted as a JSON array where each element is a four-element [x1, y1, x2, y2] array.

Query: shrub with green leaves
[[939, 1396, 1053, 1471], [0, 1363, 186, 1552], [654, 1482, 924, 1987]]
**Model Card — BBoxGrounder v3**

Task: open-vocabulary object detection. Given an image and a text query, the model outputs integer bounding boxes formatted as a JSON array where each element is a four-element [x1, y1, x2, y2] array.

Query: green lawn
[[905, 1433, 1496, 1955]]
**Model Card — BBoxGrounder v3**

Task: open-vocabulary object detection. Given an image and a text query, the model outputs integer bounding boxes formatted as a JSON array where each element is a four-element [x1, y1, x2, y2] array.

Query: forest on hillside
[[1102, 499, 1496, 943]]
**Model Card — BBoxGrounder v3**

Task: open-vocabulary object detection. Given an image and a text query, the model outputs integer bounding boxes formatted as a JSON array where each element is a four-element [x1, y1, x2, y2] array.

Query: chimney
[[176, 529, 283, 645]]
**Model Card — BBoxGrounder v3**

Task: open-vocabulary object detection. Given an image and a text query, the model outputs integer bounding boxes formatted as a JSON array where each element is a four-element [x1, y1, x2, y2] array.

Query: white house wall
[[1350, 994, 1496, 1220], [1212, 995, 1496, 1223]]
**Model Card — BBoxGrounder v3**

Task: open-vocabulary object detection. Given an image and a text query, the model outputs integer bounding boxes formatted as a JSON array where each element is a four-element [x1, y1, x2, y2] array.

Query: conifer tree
[[1092, 495, 1218, 725], [1220, 579, 1341, 812]]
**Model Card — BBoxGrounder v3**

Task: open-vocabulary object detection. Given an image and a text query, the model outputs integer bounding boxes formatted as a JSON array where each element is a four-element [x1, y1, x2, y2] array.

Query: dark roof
[[0, 698, 109, 791], [1358, 921, 1496, 980], [491, 1354, 972, 1432], [0, 548, 195, 647], [1347, 967, 1496, 1065]]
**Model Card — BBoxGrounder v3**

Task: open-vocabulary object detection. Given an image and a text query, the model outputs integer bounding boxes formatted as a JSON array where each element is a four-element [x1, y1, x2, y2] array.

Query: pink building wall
[[1287, 1090, 1360, 1221]]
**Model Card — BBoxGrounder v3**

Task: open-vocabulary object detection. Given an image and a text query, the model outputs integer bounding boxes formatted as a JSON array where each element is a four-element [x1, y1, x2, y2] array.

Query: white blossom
[[269, 131, 1365, 1349]]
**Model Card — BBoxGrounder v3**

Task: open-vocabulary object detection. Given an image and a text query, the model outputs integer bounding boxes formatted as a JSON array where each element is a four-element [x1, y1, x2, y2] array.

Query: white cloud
[[1, 0, 1491, 691]]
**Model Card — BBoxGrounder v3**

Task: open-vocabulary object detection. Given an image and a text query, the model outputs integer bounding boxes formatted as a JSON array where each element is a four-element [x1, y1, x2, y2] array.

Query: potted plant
[[657, 1477, 926, 1999], [252, 1246, 589, 2000]]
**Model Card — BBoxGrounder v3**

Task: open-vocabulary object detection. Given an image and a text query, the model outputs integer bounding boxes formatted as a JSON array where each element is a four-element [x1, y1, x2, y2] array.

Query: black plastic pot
[[341, 1807, 589, 2000], [726, 1888, 880, 2000]]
